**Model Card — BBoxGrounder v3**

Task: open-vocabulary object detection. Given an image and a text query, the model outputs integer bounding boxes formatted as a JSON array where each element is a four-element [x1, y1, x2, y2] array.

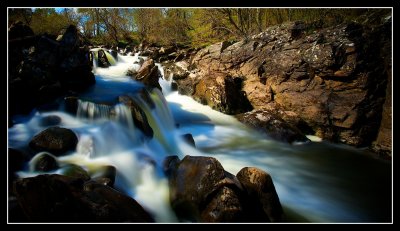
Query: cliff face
[[169, 10, 391, 155]]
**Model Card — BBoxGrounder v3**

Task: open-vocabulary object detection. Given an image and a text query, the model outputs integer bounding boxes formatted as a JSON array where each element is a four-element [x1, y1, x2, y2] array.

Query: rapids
[[8, 50, 391, 223]]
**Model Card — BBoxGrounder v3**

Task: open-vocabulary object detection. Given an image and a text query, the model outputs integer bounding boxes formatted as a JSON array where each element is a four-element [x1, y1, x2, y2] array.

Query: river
[[8, 50, 392, 223]]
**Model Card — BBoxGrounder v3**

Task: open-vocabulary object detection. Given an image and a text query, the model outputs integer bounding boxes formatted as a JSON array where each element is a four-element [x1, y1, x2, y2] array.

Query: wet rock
[[29, 126, 78, 156], [13, 174, 154, 222], [39, 115, 62, 127], [64, 96, 79, 115], [162, 155, 180, 177], [29, 152, 59, 172], [200, 186, 245, 222], [58, 164, 91, 181], [118, 95, 154, 137], [168, 155, 226, 221], [109, 49, 118, 61], [236, 167, 284, 222], [171, 81, 178, 91], [133, 59, 161, 90], [165, 155, 284, 222], [97, 49, 111, 68], [181, 133, 196, 147], [236, 110, 309, 143], [88, 165, 116, 187]]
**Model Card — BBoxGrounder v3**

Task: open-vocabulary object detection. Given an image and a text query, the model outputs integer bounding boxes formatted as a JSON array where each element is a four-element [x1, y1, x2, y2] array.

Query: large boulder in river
[[236, 167, 284, 222], [164, 155, 283, 222], [29, 126, 78, 156], [176, 10, 391, 150], [13, 174, 154, 222], [132, 59, 161, 90], [166, 155, 245, 222]]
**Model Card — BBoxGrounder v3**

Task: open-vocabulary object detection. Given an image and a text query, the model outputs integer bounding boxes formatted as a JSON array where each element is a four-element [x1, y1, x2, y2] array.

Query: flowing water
[[8, 50, 392, 223]]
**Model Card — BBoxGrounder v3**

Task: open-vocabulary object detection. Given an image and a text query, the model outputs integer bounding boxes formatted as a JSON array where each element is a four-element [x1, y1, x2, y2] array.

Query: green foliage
[[8, 8, 380, 48]]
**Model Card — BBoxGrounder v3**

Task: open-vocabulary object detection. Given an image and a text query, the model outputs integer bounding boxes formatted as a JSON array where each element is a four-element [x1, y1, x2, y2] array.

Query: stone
[[29, 152, 59, 172], [13, 174, 154, 222], [39, 115, 62, 127], [133, 59, 161, 90], [29, 126, 78, 156], [88, 165, 116, 187], [58, 164, 91, 181], [236, 167, 284, 222]]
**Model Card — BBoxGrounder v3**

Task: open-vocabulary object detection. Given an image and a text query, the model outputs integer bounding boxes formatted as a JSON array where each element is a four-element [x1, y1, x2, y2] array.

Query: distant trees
[[8, 8, 372, 48]]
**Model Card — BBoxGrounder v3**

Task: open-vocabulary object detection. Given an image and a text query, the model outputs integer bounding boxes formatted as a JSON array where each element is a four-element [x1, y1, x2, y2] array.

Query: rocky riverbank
[[155, 10, 392, 157]]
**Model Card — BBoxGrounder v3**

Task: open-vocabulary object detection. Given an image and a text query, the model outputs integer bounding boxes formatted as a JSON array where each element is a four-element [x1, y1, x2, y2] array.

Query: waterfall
[[156, 63, 174, 96]]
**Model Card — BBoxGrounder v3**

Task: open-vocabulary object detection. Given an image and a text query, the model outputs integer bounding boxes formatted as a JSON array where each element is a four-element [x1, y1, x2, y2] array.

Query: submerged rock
[[39, 115, 62, 127], [13, 174, 154, 222], [236, 110, 309, 143], [181, 133, 196, 147], [29, 126, 78, 156], [29, 152, 59, 172]]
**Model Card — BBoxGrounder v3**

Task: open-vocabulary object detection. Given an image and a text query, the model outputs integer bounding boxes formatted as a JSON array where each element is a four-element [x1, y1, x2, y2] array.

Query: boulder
[[88, 165, 117, 187], [57, 164, 91, 181], [165, 155, 281, 222], [132, 59, 161, 90], [29, 152, 59, 172], [13, 174, 154, 222], [236, 167, 284, 222], [29, 126, 78, 156], [167, 155, 228, 221]]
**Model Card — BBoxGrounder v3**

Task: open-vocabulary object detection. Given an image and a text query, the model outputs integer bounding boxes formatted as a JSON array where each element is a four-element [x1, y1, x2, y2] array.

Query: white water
[[8, 51, 391, 223]]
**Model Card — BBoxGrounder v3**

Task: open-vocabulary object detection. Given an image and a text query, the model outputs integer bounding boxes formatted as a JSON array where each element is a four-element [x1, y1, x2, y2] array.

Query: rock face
[[13, 174, 154, 222], [192, 72, 253, 115], [9, 24, 95, 117], [171, 11, 391, 151], [29, 126, 78, 156], [164, 155, 284, 222]]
